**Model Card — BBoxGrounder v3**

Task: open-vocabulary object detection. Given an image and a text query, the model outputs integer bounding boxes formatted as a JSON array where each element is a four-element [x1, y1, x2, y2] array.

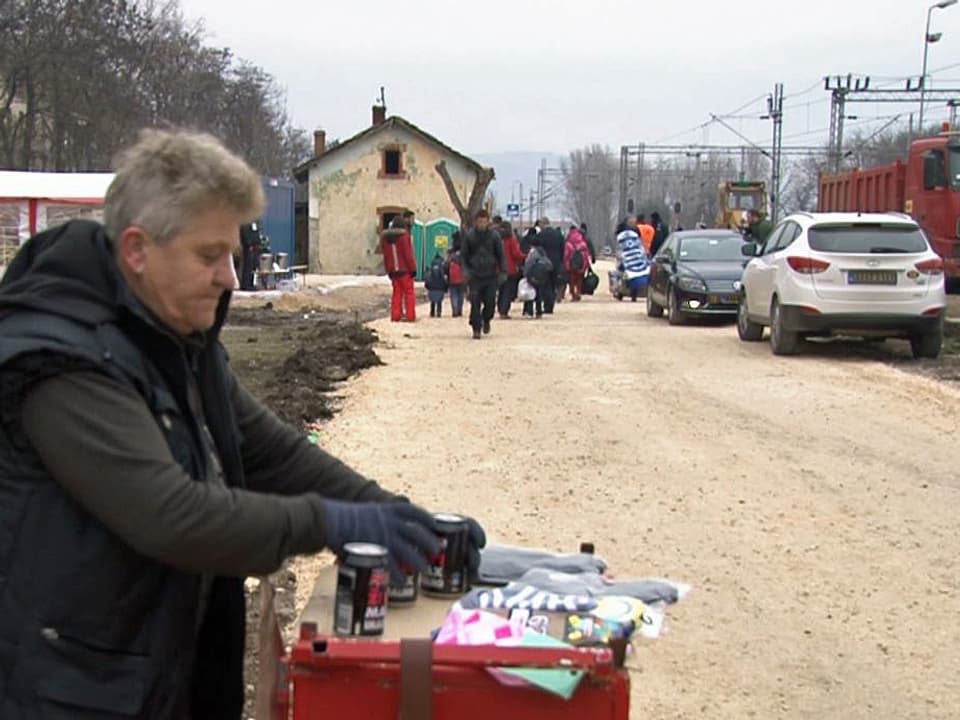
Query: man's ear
[[117, 227, 150, 276]]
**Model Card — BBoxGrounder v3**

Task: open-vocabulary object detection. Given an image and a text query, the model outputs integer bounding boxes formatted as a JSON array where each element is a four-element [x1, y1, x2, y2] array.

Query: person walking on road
[[637, 214, 656, 254], [461, 209, 505, 339], [564, 224, 592, 302], [522, 234, 552, 319], [424, 251, 448, 317], [497, 220, 526, 319], [538, 218, 564, 314], [381, 216, 417, 322], [445, 235, 466, 317], [0, 128, 487, 720], [649, 211, 669, 256]]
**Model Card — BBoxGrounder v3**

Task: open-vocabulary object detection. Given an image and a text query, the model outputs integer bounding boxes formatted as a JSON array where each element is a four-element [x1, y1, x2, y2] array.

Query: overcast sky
[[177, 0, 960, 155]]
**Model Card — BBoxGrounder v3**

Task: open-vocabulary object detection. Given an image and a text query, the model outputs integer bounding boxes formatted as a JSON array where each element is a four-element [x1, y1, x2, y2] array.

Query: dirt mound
[[223, 305, 386, 427], [263, 320, 383, 425]]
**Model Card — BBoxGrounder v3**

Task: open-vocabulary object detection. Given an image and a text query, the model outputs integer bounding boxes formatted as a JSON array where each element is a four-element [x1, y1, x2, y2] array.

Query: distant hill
[[472, 151, 566, 220]]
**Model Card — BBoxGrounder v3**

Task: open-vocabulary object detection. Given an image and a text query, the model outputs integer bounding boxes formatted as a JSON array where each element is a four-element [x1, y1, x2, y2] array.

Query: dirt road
[[299, 261, 960, 719]]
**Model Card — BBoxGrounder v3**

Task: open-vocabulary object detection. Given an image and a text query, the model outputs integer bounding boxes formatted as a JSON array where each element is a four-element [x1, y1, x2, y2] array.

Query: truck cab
[[905, 131, 960, 278], [716, 180, 767, 230]]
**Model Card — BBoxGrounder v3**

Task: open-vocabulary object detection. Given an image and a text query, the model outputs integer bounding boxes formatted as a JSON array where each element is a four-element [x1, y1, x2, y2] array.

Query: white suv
[[736, 212, 947, 358]]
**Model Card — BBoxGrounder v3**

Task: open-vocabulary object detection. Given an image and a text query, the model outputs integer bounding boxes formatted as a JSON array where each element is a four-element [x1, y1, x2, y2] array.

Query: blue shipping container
[[260, 177, 296, 263]]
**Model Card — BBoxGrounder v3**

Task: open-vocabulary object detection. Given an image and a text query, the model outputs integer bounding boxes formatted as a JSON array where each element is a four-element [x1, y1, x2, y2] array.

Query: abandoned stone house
[[294, 106, 491, 275]]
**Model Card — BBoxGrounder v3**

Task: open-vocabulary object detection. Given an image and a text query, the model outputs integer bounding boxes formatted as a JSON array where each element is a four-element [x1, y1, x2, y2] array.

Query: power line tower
[[764, 83, 784, 222], [825, 74, 960, 172]]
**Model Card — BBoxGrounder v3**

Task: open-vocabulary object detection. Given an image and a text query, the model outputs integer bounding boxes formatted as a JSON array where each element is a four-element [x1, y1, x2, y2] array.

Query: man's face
[[475, 216, 490, 231], [124, 207, 243, 336]]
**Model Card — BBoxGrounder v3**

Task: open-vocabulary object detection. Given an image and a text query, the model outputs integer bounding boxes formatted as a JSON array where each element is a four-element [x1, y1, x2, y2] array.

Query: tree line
[[0, 0, 311, 176]]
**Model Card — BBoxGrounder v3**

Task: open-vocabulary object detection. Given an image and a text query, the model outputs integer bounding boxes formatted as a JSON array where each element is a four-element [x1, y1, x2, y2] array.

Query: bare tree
[[562, 144, 617, 244], [435, 161, 495, 229], [0, 0, 310, 176]]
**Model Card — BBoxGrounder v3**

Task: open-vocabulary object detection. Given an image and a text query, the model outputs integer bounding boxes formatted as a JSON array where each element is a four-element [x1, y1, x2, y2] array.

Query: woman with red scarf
[[497, 221, 526, 319]]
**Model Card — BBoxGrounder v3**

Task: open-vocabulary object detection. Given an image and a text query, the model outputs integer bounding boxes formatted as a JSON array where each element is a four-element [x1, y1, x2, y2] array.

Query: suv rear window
[[807, 225, 928, 254]]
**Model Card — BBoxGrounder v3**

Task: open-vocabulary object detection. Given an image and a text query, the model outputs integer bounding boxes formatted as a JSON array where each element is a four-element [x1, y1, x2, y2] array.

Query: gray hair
[[104, 128, 265, 243]]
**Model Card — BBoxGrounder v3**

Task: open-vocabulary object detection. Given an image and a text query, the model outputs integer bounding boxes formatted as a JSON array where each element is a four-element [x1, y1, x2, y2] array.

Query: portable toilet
[[424, 218, 459, 269], [410, 220, 426, 279]]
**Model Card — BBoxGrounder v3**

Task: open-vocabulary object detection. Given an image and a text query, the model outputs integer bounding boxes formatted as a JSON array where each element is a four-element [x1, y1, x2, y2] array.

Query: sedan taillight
[[915, 257, 944, 275], [786, 256, 830, 274]]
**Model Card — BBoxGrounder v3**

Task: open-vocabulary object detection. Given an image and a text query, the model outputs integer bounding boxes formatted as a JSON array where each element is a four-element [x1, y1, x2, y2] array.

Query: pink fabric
[[563, 229, 591, 272], [435, 608, 524, 646]]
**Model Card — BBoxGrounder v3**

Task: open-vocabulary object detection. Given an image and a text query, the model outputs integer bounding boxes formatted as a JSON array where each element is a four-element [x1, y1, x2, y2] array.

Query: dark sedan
[[646, 229, 746, 324]]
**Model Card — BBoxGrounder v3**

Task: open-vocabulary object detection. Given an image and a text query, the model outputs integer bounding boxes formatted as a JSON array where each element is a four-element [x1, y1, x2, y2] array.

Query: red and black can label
[[334, 544, 388, 636], [421, 513, 469, 597]]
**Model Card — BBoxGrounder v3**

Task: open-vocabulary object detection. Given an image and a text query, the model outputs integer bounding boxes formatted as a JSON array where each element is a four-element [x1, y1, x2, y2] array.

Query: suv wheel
[[737, 293, 763, 341], [667, 287, 685, 326], [770, 298, 800, 355], [910, 318, 943, 359], [646, 289, 664, 317]]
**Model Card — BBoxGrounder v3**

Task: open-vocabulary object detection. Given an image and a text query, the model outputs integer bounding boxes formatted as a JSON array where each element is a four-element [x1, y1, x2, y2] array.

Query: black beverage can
[[333, 542, 388, 637], [420, 513, 470, 597], [388, 565, 419, 605]]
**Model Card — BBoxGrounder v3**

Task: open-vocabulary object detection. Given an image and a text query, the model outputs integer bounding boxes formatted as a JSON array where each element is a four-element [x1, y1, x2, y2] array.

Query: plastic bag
[[517, 277, 536, 301]]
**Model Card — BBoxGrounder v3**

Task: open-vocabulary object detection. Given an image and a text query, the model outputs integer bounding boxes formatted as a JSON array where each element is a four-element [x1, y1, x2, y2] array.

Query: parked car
[[646, 229, 746, 324], [736, 212, 946, 358]]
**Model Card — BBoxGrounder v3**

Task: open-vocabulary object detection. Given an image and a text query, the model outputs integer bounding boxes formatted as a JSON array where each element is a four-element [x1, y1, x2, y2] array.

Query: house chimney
[[372, 105, 387, 127], [313, 129, 326, 157]]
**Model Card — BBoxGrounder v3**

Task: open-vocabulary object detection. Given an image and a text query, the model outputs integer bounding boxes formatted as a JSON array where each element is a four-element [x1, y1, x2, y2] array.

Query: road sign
[[506, 203, 520, 218]]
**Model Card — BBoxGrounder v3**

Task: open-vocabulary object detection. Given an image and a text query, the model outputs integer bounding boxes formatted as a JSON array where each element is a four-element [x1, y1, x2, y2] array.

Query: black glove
[[322, 500, 441, 580], [464, 516, 487, 580]]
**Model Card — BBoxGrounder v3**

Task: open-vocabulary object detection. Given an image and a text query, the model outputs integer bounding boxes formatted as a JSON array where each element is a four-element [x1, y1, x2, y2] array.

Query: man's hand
[[464, 516, 487, 580], [322, 500, 441, 580]]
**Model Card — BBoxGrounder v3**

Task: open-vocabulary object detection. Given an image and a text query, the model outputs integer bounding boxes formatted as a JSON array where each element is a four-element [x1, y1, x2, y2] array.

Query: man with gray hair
[[0, 129, 485, 719]]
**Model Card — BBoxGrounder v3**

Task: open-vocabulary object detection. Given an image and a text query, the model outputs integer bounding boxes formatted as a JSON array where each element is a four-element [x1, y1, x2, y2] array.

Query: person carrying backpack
[[521, 236, 552, 319], [563, 224, 592, 301], [461, 209, 505, 340], [424, 252, 448, 317], [445, 236, 466, 317]]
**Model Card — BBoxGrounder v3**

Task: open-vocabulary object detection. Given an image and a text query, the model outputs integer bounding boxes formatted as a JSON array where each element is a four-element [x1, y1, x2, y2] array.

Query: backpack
[[524, 248, 552, 287], [447, 256, 463, 285], [570, 247, 585, 272]]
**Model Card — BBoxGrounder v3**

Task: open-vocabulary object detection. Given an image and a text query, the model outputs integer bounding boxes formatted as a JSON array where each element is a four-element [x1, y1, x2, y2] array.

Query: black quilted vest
[[0, 221, 247, 719]]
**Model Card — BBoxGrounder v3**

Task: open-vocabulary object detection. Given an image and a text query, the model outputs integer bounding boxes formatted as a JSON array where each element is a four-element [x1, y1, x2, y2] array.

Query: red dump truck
[[818, 128, 960, 285]]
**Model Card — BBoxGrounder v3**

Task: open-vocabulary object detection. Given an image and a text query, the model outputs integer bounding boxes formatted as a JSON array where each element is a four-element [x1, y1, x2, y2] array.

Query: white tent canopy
[[0, 170, 114, 243], [0, 170, 114, 203]]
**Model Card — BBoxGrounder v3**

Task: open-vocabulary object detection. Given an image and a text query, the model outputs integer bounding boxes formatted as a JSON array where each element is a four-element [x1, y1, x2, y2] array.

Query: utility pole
[[826, 75, 856, 173], [635, 143, 645, 213], [618, 146, 629, 220], [763, 83, 784, 223], [536, 157, 546, 220]]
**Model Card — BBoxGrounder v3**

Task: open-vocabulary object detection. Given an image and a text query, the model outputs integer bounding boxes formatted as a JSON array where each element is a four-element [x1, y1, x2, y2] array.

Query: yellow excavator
[[716, 180, 767, 230]]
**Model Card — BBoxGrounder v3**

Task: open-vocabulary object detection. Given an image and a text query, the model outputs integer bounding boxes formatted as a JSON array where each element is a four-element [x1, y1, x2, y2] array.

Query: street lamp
[[920, 0, 958, 132]]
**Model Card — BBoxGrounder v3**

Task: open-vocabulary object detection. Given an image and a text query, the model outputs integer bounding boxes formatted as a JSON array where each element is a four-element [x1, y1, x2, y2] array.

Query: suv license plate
[[848, 271, 897, 285]]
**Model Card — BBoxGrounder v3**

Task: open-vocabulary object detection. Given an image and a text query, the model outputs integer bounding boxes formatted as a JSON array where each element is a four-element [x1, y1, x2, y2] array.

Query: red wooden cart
[[259, 568, 632, 719]]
